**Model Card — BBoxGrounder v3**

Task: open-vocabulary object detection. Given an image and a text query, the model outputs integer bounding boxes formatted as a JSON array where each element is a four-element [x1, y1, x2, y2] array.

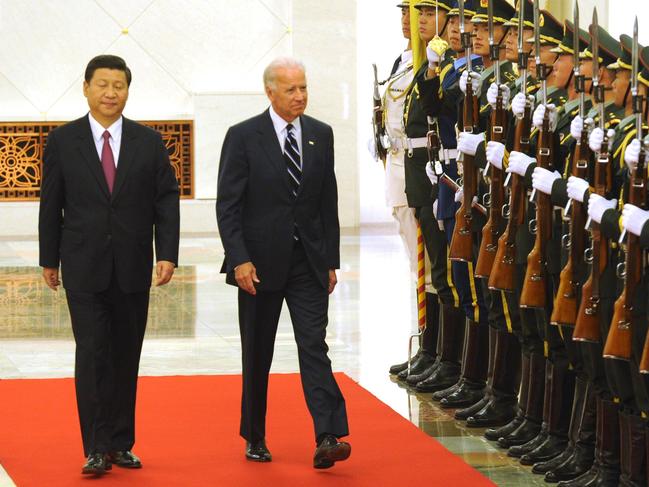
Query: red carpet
[[0, 373, 494, 486]]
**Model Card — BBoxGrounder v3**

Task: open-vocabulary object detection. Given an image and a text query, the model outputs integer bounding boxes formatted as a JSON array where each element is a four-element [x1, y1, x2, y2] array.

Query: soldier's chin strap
[[623, 79, 632, 107], [564, 69, 574, 91], [497, 27, 510, 47]]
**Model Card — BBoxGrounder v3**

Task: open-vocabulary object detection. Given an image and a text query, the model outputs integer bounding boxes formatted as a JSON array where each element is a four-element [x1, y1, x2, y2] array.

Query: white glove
[[426, 161, 438, 185], [624, 139, 642, 171], [454, 187, 463, 203], [622, 203, 649, 236], [487, 83, 511, 109], [532, 167, 561, 195], [533, 103, 558, 132], [566, 176, 589, 202], [457, 131, 484, 156], [506, 151, 536, 176], [367, 137, 378, 160], [587, 194, 617, 224], [588, 128, 615, 153], [511, 92, 534, 118], [486, 141, 505, 170], [460, 71, 481, 97], [570, 115, 583, 140], [433, 198, 439, 218], [427, 46, 441, 67]]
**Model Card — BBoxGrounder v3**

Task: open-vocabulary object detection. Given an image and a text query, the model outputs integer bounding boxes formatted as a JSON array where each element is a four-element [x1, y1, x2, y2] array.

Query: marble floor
[[0, 225, 547, 486]]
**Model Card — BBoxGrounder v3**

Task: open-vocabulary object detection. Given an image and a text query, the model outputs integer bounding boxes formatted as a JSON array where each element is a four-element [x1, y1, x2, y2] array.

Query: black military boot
[[415, 304, 464, 392], [520, 360, 574, 466], [543, 378, 596, 482], [508, 358, 554, 458], [498, 351, 545, 448], [398, 294, 440, 382], [466, 329, 521, 428], [431, 382, 460, 402], [618, 410, 646, 487], [485, 351, 530, 441], [556, 397, 620, 487], [440, 319, 488, 409]]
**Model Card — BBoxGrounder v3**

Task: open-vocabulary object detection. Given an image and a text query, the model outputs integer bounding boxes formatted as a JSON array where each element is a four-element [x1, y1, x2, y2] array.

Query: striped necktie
[[284, 123, 301, 199]]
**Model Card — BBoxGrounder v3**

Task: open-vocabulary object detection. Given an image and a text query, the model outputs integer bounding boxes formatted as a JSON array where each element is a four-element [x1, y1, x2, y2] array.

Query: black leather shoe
[[397, 352, 435, 381], [543, 443, 594, 482], [466, 399, 517, 428], [389, 356, 414, 375], [414, 362, 460, 392], [406, 361, 439, 386], [431, 381, 460, 402], [246, 440, 272, 462], [485, 415, 523, 442], [519, 434, 568, 466], [531, 444, 573, 475], [497, 418, 542, 449], [440, 382, 485, 409], [508, 428, 548, 458], [455, 396, 489, 421], [313, 434, 351, 469], [108, 450, 142, 469], [82, 453, 111, 475]]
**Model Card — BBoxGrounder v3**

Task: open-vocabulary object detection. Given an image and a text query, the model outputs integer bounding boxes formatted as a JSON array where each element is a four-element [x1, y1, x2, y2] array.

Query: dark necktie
[[101, 130, 116, 193], [284, 124, 301, 199]]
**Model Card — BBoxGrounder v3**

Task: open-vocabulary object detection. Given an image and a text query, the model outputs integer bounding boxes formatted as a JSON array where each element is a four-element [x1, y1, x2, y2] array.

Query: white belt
[[390, 137, 428, 151], [439, 148, 458, 163]]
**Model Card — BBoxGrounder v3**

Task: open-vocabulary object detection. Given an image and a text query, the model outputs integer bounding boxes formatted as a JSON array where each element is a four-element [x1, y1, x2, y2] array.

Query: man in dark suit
[[216, 57, 350, 469], [38, 55, 180, 475]]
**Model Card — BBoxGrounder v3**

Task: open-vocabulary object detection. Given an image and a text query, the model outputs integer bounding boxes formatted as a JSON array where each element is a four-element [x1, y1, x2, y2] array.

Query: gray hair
[[263, 57, 306, 89]]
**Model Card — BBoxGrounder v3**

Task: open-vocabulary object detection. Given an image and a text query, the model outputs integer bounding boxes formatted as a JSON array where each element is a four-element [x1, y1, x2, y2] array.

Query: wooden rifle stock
[[604, 149, 646, 360], [488, 104, 532, 292], [551, 131, 590, 326], [439, 174, 487, 216], [520, 114, 552, 308], [573, 136, 614, 342], [476, 90, 507, 278], [449, 78, 480, 262]]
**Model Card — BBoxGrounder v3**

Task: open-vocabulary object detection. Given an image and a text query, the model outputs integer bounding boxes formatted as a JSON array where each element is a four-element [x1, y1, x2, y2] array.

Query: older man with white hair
[[216, 57, 350, 469]]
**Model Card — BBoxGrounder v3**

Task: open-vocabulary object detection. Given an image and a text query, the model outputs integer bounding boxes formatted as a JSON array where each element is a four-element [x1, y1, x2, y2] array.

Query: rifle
[[520, 0, 552, 309], [574, 11, 614, 342], [450, 0, 480, 262], [604, 17, 645, 360], [440, 173, 488, 216], [551, 1, 589, 326], [476, 0, 507, 279], [488, 0, 531, 292], [372, 63, 388, 164]]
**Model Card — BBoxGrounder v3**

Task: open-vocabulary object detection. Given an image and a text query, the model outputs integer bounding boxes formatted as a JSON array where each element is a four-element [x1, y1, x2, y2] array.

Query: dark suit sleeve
[[321, 127, 340, 269], [216, 127, 251, 272], [153, 133, 180, 265], [38, 132, 64, 268]]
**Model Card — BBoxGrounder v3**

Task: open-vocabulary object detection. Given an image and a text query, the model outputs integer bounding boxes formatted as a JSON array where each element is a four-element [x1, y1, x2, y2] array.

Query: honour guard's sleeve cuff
[[550, 178, 568, 207], [600, 209, 621, 241], [524, 162, 537, 188]]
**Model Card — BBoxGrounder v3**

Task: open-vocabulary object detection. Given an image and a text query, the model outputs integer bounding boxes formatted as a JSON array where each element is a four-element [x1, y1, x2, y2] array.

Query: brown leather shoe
[[245, 440, 272, 462], [313, 434, 351, 469], [108, 450, 142, 468], [81, 453, 111, 475]]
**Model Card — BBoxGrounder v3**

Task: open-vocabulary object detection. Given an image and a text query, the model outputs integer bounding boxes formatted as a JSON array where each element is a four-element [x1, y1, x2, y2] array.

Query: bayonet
[[533, 0, 546, 105], [633, 16, 641, 140], [592, 8, 605, 131]]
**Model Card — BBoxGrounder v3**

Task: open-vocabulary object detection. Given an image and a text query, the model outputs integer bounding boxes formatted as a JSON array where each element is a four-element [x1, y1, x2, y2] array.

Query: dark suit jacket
[[216, 109, 340, 291], [38, 115, 180, 294]]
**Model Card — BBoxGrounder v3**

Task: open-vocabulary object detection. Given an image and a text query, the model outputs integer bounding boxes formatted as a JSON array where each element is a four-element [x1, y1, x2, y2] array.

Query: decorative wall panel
[[0, 120, 193, 201]]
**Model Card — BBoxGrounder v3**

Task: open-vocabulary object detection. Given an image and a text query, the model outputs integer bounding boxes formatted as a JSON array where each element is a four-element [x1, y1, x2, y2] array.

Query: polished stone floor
[[0, 225, 547, 486]]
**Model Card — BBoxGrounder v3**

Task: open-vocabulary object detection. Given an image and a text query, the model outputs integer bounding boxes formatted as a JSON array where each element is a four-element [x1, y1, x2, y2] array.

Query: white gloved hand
[[570, 115, 583, 140], [367, 137, 378, 160], [433, 198, 439, 218], [566, 176, 589, 202], [624, 139, 642, 171], [588, 128, 615, 153], [457, 131, 484, 156], [621, 203, 649, 236], [533, 103, 558, 131], [511, 92, 534, 118], [532, 167, 561, 195], [506, 151, 536, 176], [460, 71, 482, 97], [486, 141, 505, 169], [487, 83, 511, 109], [587, 194, 617, 224], [427, 46, 441, 67], [426, 161, 438, 185], [454, 187, 463, 203]]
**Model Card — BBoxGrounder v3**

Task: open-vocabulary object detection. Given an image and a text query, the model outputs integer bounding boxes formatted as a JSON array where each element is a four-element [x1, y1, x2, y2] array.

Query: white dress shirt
[[268, 105, 302, 164], [88, 113, 123, 166]]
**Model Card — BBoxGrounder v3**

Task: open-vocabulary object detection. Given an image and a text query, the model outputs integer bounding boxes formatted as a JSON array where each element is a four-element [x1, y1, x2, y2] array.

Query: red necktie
[[101, 130, 116, 193]]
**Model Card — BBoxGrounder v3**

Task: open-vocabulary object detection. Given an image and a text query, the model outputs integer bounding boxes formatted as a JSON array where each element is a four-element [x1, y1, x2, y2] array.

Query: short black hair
[[84, 55, 132, 86]]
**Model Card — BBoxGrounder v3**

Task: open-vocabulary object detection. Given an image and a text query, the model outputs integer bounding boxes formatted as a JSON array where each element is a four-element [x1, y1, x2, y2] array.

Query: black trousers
[[66, 277, 149, 456], [238, 241, 348, 443]]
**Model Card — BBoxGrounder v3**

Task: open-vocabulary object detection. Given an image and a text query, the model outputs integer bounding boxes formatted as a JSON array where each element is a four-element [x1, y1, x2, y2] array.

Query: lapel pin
[[308, 140, 315, 145]]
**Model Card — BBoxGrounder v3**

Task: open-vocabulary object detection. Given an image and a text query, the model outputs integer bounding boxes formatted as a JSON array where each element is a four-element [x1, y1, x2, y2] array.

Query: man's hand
[[155, 260, 175, 286], [235, 262, 260, 295], [42, 267, 60, 291], [328, 269, 337, 295]]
